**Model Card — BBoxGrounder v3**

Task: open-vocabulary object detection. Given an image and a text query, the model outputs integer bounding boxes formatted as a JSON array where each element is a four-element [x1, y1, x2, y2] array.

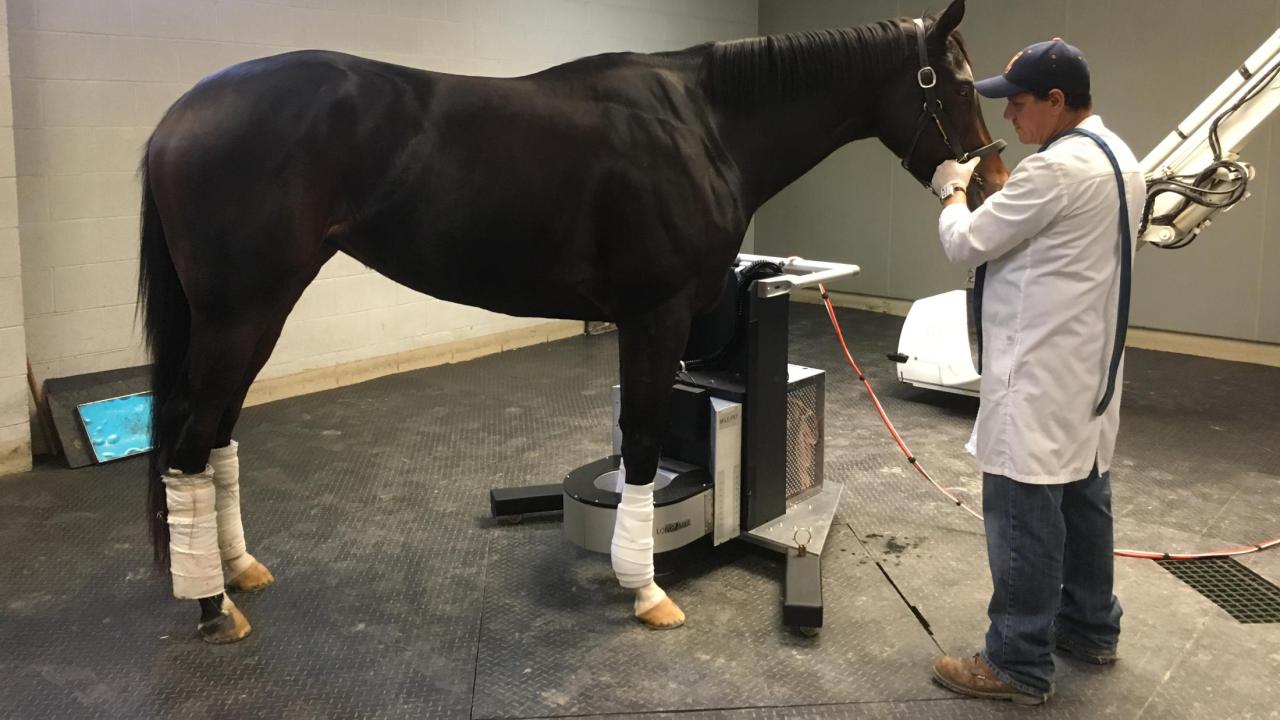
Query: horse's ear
[[929, 0, 965, 41]]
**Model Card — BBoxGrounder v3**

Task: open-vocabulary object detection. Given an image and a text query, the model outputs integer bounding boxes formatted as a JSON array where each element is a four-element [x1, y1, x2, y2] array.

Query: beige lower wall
[[796, 289, 1280, 369], [244, 319, 583, 407], [0, 319, 581, 479], [0, 428, 33, 477]]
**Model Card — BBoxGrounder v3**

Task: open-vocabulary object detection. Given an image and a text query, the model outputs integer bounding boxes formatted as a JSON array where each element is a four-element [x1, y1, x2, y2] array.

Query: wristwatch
[[937, 182, 965, 203]]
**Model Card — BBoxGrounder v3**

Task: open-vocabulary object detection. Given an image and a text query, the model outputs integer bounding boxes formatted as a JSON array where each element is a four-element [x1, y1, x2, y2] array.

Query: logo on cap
[[1004, 51, 1023, 73]]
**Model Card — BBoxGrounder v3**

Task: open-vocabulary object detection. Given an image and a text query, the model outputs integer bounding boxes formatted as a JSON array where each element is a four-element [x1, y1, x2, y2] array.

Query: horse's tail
[[137, 138, 187, 570]]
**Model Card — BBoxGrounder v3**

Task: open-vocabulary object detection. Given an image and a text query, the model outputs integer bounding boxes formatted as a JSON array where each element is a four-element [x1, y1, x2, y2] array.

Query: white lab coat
[[938, 115, 1146, 484]]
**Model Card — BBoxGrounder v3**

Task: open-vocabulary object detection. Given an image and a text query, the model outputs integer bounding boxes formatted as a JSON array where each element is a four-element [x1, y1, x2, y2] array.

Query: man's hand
[[931, 157, 980, 199]]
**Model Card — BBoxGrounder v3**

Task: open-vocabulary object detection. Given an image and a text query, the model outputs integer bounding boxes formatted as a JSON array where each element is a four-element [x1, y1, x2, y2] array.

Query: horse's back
[[147, 51, 446, 246], [148, 50, 434, 179], [350, 57, 743, 319]]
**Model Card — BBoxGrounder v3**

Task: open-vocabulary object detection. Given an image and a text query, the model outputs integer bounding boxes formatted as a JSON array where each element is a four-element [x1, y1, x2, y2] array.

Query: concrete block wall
[[1, 0, 759, 473], [1, 2, 32, 475]]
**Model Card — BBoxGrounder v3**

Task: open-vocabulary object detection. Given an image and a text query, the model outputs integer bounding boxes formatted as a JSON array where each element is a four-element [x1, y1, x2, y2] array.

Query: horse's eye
[[957, 84, 973, 98]]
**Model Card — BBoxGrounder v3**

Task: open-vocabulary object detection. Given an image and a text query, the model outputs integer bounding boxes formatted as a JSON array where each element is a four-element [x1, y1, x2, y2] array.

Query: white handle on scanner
[[735, 253, 860, 298]]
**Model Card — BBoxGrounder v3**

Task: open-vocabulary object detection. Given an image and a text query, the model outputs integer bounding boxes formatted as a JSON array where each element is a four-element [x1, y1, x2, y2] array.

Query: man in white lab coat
[[926, 39, 1146, 705]]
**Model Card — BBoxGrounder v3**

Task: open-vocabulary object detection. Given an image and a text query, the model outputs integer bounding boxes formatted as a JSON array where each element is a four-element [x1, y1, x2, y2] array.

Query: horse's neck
[[711, 92, 878, 213], [690, 23, 909, 213]]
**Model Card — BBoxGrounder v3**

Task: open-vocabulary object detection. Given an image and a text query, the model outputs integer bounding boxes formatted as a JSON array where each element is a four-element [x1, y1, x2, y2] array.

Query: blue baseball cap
[[975, 38, 1090, 98]]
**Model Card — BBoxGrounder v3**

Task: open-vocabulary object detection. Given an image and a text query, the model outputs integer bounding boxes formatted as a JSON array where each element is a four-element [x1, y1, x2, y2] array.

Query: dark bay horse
[[139, 0, 1006, 641]]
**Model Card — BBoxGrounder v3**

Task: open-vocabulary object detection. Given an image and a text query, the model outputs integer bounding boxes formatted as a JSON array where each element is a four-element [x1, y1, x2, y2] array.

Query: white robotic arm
[[1139, 29, 1280, 248]]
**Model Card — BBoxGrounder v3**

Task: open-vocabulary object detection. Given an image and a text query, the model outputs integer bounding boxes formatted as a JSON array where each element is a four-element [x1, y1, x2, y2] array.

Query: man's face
[[1002, 91, 1060, 145]]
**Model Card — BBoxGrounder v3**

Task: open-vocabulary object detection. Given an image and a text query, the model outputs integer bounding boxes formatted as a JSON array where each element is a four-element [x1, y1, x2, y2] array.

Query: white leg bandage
[[611, 481, 655, 589], [209, 441, 258, 579], [164, 466, 224, 599], [633, 581, 669, 616]]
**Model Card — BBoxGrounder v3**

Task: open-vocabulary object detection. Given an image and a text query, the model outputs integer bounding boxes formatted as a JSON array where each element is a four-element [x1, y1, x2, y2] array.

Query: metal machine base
[[743, 481, 843, 556], [490, 255, 861, 633]]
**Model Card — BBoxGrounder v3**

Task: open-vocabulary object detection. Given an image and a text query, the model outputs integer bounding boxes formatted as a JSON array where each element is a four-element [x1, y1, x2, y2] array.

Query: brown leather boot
[[932, 654, 1049, 705]]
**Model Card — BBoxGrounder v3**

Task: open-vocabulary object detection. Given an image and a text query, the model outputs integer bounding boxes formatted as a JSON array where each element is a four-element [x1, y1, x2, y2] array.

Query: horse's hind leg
[[167, 316, 278, 643], [206, 312, 295, 595], [612, 287, 696, 629]]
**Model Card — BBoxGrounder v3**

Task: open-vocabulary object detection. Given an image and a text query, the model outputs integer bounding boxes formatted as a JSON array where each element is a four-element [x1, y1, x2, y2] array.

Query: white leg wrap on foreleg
[[164, 466, 224, 599], [209, 440, 258, 579], [611, 481, 656, 590]]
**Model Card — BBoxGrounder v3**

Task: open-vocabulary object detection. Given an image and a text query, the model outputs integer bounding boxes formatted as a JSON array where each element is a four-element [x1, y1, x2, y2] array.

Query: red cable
[[818, 286, 981, 521], [818, 284, 1279, 561]]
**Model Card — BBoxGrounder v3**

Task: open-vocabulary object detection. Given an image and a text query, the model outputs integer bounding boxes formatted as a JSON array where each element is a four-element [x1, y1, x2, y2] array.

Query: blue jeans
[[980, 467, 1123, 697]]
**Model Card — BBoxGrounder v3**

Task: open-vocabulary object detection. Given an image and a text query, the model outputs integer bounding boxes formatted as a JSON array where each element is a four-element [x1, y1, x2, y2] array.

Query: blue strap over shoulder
[[973, 127, 1132, 416]]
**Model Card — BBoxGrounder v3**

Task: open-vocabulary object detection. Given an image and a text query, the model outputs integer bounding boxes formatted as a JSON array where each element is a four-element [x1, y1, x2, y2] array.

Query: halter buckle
[[917, 66, 937, 89]]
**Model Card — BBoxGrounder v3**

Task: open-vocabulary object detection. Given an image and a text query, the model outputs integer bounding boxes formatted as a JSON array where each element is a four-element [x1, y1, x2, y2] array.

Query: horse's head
[[877, 0, 1008, 208]]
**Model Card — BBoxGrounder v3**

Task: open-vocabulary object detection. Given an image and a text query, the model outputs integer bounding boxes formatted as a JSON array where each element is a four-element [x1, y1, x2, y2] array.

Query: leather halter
[[900, 18, 1005, 183]]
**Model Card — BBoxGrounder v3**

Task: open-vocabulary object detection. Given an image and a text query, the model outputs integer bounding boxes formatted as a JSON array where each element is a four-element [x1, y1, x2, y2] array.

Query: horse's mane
[[702, 19, 913, 105]]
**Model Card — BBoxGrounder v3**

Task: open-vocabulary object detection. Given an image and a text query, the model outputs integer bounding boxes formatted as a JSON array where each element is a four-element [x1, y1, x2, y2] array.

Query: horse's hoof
[[198, 599, 253, 644], [226, 560, 275, 593], [637, 596, 685, 630]]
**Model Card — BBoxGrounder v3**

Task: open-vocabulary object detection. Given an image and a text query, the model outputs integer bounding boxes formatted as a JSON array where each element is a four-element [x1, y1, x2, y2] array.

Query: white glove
[[930, 157, 980, 198]]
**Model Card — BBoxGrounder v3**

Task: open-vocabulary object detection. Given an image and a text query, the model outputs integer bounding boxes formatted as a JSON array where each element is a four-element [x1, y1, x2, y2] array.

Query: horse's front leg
[[612, 287, 695, 629]]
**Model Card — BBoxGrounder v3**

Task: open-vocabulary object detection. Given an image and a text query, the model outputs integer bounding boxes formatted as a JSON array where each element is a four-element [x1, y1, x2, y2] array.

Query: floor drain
[[1157, 556, 1280, 624]]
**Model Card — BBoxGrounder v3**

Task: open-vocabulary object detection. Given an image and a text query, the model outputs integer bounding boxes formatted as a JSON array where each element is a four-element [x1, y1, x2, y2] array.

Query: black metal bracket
[[783, 547, 823, 630], [489, 484, 563, 518]]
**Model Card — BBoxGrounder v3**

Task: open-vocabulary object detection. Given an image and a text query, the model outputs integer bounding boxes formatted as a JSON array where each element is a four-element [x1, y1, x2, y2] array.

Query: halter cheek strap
[[901, 18, 1006, 184]]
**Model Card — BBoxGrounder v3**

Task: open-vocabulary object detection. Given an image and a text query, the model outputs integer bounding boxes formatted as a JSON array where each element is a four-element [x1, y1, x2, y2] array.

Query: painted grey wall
[[756, 0, 1280, 343]]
